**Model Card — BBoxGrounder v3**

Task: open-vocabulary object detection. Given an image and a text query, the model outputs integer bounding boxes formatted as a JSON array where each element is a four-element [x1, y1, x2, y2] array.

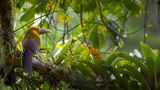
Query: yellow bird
[[22, 27, 50, 76]]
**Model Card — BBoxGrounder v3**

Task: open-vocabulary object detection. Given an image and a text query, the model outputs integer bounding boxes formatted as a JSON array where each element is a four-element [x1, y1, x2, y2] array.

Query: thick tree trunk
[[0, 0, 16, 86], [0, 0, 14, 64]]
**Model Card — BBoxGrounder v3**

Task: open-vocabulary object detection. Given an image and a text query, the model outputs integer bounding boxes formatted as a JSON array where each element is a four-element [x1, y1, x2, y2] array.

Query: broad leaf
[[20, 6, 35, 22], [140, 42, 156, 61], [117, 53, 149, 75], [119, 65, 149, 89], [140, 42, 157, 86], [16, 0, 25, 9], [105, 52, 118, 65]]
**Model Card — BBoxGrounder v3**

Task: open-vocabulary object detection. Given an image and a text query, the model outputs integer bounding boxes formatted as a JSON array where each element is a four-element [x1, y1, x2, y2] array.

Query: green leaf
[[140, 42, 156, 61], [80, 60, 103, 76], [27, 0, 41, 4], [93, 58, 106, 75], [83, 0, 97, 12], [156, 51, 160, 78], [16, 0, 25, 9], [41, 19, 51, 29], [129, 80, 140, 90], [35, 3, 48, 13], [105, 52, 117, 65], [55, 39, 72, 64], [117, 53, 149, 75], [140, 42, 156, 85], [76, 63, 95, 79], [98, 32, 105, 48], [119, 65, 149, 89], [123, 65, 144, 82], [103, 65, 121, 80], [89, 26, 99, 49], [128, 2, 141, 14], [20, 6, 35, 22], [71, 28, 83, 35], [0, 77, 12, 90], [118, 39, 124, 49], [155, 81, 160, 90]]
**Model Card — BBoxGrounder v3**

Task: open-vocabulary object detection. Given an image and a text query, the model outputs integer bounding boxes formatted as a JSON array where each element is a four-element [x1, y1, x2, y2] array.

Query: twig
[[126, 26, 143, 35], [13, 11, 58, 33], [97, 0, 122, 38], [121, 0, 136, 32]]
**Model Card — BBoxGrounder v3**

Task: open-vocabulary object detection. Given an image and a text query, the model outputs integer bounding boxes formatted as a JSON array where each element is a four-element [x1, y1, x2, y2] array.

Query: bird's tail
[[22, 52, 32, 77]]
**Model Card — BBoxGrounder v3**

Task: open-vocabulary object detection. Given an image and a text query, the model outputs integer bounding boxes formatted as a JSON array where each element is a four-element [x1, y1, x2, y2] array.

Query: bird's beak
[[39, 28, 51, 34]]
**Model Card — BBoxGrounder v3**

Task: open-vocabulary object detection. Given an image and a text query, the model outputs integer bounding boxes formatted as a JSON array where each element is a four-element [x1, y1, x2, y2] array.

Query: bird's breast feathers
[[23, 35, 40, 54]]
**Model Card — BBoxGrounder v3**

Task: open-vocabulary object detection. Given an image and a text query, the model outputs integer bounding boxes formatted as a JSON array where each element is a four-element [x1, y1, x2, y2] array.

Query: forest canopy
[[0, 0, 160, 90]]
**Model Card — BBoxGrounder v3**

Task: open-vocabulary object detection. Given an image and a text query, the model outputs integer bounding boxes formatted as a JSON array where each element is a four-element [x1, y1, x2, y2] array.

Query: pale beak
[[39, 28, 51, 34]]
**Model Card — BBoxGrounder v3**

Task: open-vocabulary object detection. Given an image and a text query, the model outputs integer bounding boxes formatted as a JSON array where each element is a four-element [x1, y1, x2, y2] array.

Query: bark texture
[[0, 0, 16, 86], [0, 0, 14, 64]]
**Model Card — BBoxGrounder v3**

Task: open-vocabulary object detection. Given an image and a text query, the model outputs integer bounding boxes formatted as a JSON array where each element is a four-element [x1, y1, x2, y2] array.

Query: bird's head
[[27, 26, 50, 36]]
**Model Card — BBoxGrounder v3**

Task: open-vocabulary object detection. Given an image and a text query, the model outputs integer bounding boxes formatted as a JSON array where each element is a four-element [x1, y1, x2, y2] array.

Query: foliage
[[1, 0, 160, 90], [0, 77, 12, 90]]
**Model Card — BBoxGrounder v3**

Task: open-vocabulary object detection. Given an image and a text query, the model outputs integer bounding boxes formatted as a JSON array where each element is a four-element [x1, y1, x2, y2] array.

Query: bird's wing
[[22, 36, 40, 54]]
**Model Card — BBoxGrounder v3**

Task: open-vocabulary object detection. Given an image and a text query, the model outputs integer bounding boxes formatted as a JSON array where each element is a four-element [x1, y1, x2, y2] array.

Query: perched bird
[[22, 26, 50, 76]]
